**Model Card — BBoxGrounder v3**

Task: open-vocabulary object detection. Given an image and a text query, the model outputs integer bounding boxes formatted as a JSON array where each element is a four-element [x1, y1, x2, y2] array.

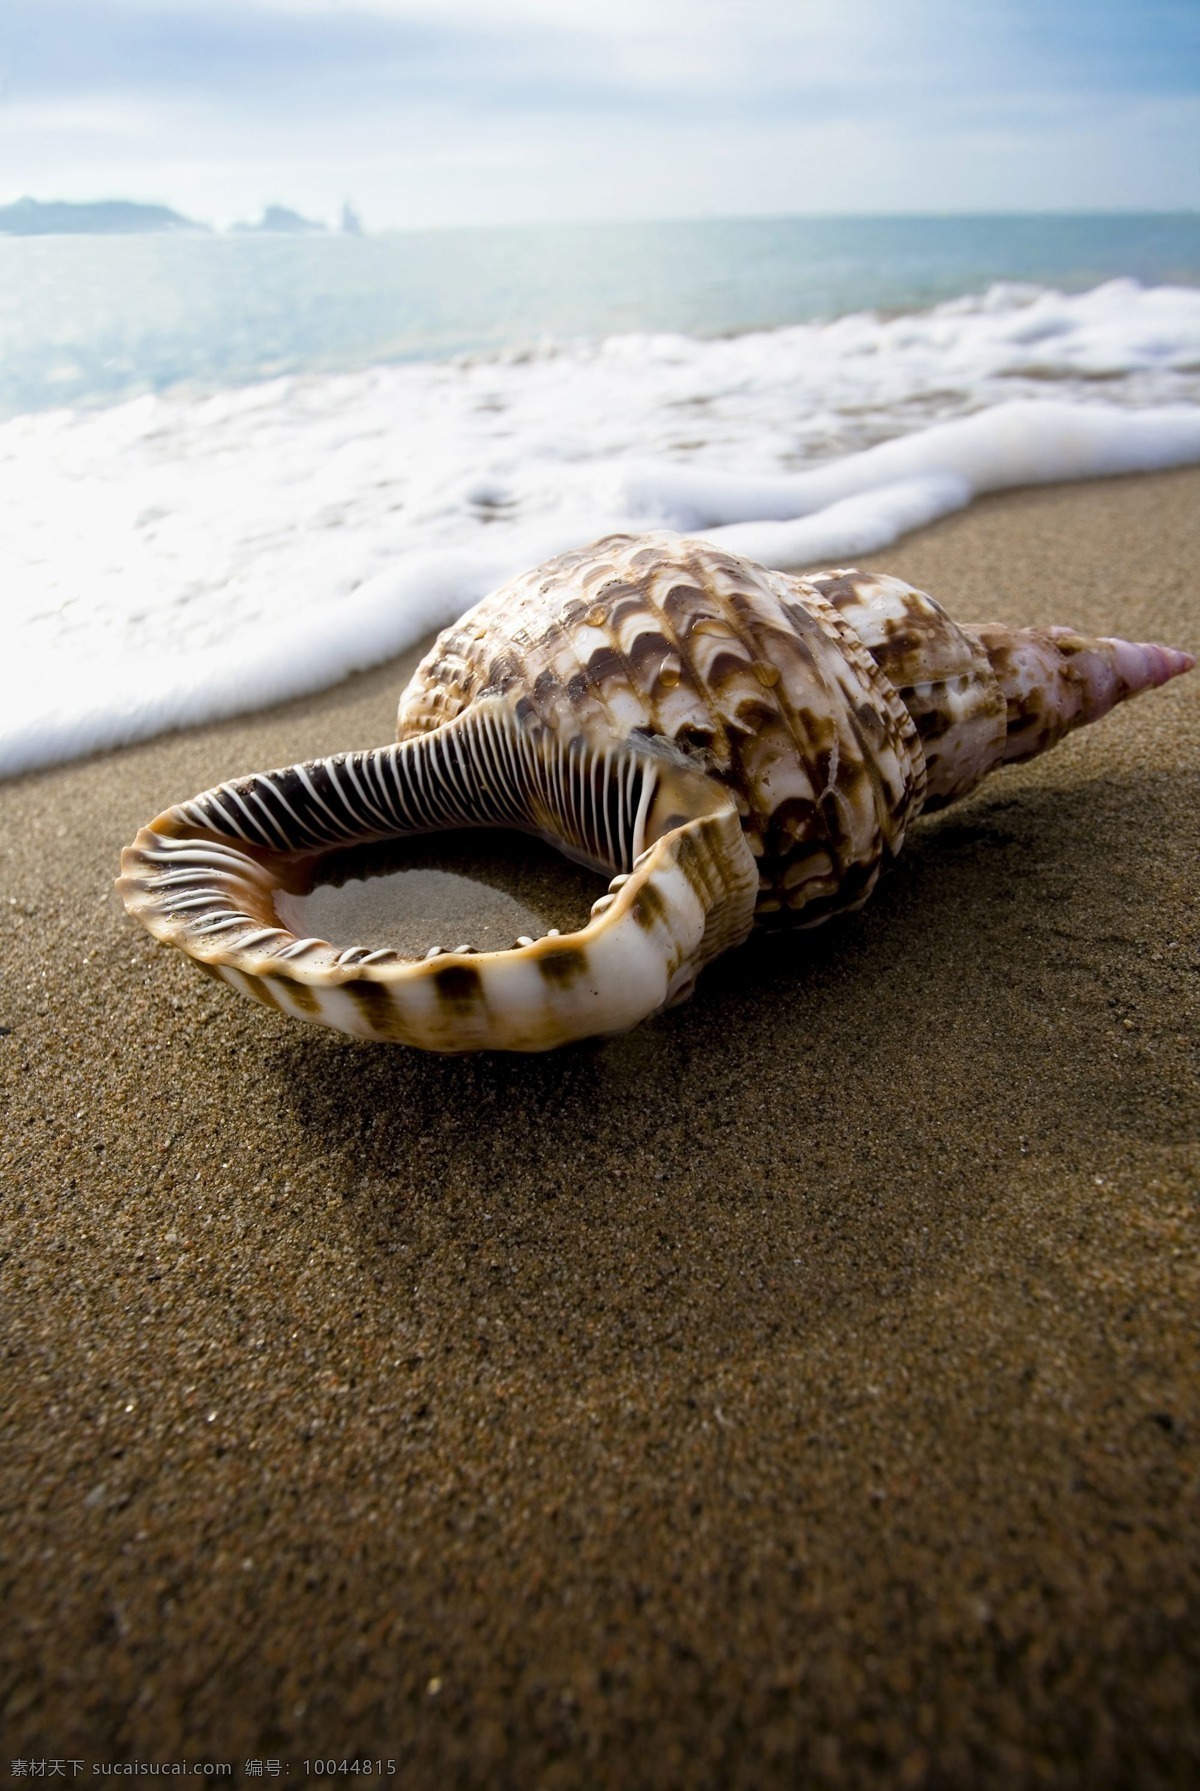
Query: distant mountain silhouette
[[0, 197, 207, 235], [232, 205, 327, 235]]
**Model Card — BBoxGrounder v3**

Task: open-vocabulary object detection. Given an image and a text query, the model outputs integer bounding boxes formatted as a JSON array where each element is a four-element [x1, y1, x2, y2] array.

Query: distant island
[[231, 204, 326, 235], [0, 197, 208, 236], [0, 196, 367, 237], [231, 202, 364, 236]]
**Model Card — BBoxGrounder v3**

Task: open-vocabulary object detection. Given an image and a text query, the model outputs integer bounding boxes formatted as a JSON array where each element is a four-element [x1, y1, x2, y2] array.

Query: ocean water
[[6, 214, 1200, 419], [4, 214, 1200, 777]]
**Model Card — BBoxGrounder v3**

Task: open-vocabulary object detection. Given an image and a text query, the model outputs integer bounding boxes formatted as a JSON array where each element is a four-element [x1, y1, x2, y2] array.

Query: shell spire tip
[[1102, 636, 1195, 692], [966, 620, 1194, 771]]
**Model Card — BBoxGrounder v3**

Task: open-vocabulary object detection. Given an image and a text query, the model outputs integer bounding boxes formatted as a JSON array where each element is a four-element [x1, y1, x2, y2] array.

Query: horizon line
[[2, 196, 1198, 236]]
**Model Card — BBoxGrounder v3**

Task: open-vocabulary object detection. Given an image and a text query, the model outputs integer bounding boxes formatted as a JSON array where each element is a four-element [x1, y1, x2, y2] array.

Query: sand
[[2, 469, 1198, 1788]]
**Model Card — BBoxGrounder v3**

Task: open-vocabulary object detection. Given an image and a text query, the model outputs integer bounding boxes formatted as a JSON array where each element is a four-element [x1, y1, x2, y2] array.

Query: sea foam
[[4, 279, 1200, 779]]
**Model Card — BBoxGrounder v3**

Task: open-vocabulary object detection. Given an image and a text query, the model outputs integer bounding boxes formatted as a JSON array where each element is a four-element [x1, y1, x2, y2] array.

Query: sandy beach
[[2, 468, 1198, 1786]]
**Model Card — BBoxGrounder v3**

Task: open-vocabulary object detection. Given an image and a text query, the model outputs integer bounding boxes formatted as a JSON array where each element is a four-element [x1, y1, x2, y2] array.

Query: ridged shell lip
[[116, 700, 759, 1053]]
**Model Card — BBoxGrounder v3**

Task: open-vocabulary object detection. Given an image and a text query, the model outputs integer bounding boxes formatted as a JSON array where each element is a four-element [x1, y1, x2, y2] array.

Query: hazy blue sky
[[2, 0, 1197, 227]]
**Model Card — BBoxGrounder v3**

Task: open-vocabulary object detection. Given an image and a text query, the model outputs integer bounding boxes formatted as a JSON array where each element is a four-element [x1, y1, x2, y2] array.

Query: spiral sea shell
[[118, 534, 1193, 1052]]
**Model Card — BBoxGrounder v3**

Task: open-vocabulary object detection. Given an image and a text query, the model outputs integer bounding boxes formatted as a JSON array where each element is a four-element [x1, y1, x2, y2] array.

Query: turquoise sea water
[[2, 213, 1199, 420]]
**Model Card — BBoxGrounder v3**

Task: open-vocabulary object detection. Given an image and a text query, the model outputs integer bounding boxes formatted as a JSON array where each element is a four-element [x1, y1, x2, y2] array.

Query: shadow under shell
[[272, 828, 610, 960]]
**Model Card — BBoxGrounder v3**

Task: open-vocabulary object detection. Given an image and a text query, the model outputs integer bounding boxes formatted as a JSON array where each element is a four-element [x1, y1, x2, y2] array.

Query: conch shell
[[118, 534, 1193, 1052]]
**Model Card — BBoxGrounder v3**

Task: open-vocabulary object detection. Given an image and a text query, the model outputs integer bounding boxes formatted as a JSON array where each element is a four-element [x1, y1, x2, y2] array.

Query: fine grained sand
[[2, 470, 1198, 1788]]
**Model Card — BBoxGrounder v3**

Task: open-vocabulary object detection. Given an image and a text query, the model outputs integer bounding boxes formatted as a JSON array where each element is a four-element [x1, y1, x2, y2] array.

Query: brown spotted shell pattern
[[119, 534, 1193, 1052], [398, 538, 927, 928]]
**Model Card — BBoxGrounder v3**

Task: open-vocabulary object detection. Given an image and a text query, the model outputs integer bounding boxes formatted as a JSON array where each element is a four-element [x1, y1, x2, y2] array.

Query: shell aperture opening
[[117, 694, 759, 1052], [272, 831, 609, 960]]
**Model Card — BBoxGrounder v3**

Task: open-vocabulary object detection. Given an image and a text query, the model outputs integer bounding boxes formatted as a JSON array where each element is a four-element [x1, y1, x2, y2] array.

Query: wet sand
[[2, 469, 1198, 1787]]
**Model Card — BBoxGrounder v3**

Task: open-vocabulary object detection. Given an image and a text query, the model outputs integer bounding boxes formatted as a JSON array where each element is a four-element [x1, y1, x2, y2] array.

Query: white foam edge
[[5, 397, 1200, 781]]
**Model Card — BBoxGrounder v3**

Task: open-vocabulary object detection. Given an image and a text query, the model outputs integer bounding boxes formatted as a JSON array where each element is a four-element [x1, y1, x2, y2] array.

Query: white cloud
[[0, 98, 154, 139]]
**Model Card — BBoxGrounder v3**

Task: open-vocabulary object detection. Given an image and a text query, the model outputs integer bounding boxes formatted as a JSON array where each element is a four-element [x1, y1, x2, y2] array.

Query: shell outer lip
[[116, 698, 759, 1053]]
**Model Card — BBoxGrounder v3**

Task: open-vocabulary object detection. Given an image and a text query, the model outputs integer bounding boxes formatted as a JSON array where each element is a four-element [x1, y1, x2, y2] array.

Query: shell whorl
[[118, 533, 1193, 1051], [398, 535, 928, 926]]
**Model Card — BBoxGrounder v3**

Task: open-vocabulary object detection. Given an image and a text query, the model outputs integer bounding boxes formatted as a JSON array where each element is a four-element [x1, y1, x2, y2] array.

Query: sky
[[1, 0, 1197, 229]]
